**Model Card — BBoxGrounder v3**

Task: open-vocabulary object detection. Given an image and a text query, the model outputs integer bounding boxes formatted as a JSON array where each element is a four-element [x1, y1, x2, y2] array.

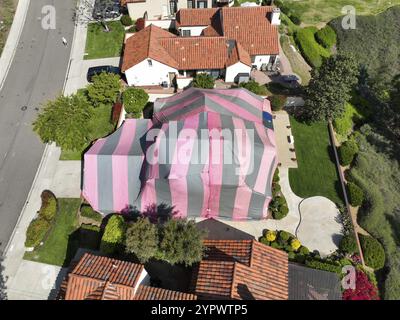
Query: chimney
[[271, 7, 281, 25]]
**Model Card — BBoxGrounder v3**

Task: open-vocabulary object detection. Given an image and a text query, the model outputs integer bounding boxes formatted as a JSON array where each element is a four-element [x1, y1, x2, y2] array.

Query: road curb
[[0, 0, 31, 91]]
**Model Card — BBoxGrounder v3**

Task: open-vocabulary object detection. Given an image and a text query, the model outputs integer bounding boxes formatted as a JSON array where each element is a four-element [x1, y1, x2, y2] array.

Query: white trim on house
[[225, 61, 251, 83], [178, 25, 208, 36]]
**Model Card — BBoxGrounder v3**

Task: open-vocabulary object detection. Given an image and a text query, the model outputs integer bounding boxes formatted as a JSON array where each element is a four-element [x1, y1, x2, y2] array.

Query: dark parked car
[[87, 65, 121, 82]]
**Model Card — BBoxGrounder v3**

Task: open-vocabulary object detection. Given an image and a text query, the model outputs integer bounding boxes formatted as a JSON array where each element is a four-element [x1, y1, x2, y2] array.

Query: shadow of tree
[[0, 256, 7, 300]]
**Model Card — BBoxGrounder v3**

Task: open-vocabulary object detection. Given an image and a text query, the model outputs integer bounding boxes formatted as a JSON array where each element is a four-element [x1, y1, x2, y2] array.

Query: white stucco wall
[[179, 25, 207, 36], [177, 77, 193, 89], [252, 55, 271, 69], [125, 58, 178, 86], [145, 19, 175, 29], [225, 62, 251, 83]]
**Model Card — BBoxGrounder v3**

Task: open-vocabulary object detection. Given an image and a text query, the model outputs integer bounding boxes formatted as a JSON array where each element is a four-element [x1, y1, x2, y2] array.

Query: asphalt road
[[0, 0, 75, 253]]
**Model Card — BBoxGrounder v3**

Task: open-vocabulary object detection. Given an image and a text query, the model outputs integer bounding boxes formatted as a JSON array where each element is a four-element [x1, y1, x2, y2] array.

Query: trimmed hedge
[[339, 140, 358, 166], [25, 219, 50, 248], [100, 215, 127, 255], [315, 25, 337, 49], [305, 258, 342, 274], [333, 102, 363, 138], [289, 13, 301, 26], [294, 27, 330, 68], [347, 182, 364, 207], [38, 190, 57, 222], [269, 95, 287, 111], [359, 234, 385, 270], [80, 204, 103, 223], [339, 234, 359, 254]]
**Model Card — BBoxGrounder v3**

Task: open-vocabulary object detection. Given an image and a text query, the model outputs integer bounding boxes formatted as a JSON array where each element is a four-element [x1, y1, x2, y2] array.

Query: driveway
[[0, 0, 75, 253]]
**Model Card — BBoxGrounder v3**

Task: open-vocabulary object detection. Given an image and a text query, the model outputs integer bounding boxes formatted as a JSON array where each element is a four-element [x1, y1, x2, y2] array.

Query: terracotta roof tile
[[135, 285, 197, 300], [176, 8, 219, 27]]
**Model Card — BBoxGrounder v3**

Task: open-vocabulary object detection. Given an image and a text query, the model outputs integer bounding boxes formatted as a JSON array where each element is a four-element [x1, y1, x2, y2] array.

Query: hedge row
[[315, 25, 337, 49], [294, 27, 330, 68], [359, 234, 386, 270], [305, 258, 342, 274]]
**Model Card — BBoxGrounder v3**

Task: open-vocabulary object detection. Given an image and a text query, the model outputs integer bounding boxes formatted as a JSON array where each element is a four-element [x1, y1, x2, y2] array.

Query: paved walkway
[[273, 111, 298, 168]]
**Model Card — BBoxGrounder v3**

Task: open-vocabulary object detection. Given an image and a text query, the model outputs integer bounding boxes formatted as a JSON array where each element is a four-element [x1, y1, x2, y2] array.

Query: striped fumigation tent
[[82, 88, 277, 220]]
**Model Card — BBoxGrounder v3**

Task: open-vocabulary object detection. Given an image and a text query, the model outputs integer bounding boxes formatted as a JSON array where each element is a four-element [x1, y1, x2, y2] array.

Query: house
[[121, 0, 230, 21], [121, 6, 280, 87], [82, 87, 277, 220], [57, 253, 196, 300]]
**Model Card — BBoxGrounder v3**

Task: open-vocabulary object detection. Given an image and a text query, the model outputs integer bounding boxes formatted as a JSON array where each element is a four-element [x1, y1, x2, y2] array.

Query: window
[[187, 0, 194, 8], [182, 30, 191, 37], [147, 59, 153, 67], [197, 1, 208, 8], [169, 0, 177, 14]]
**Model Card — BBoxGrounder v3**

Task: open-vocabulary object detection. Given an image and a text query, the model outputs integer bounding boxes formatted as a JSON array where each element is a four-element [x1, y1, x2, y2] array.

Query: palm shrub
[[359, 234, 385, 270], [122, 88, 149, 118], [347, 182, 364, 207], [125, 217, 158, 263], [192, 73, 215, 89], [100, 215, 127, 255]]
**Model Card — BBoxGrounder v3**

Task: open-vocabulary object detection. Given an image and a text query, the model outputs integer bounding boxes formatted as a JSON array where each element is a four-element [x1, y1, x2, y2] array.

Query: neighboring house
[[82, 88, 276, 220], [121, 6, 280, 87], [58, 253, 196, 300], [121, 0, 227, 20]]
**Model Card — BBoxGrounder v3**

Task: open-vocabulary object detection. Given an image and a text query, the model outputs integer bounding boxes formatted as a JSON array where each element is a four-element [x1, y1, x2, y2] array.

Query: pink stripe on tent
[[112, 120, 137, 211], [266, 127, 276, 148], [200, 169, 211, 218], [211, 89, 264, 111], [154, 94, 202, 121], [83, 139, 107, 211], [141, 179, 157, 212], [169, 179, 188, 218], [253, 124, 276, 194], [263, 98, 272, 113], [207, 112, 223, 217], [206, 94, 261, 124], [232, 185, 253, 220], [232, 117, 252, 181]]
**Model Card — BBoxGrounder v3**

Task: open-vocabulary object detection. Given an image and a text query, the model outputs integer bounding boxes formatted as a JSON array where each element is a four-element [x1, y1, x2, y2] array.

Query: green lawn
[[24, 199, 101, 267], [279, 0, 400, 25], [0, 0, 17, 54], [288, 116, 343, 205], [84, 21, 125, 60]]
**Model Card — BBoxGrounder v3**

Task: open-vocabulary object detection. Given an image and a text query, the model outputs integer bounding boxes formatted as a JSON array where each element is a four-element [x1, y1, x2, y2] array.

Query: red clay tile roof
[[121, 25, 178, 72], [176, 6, 279, 56], [135, 285, 197, 300], [191, 240, 289, 300], [61, 253, 196, 300]]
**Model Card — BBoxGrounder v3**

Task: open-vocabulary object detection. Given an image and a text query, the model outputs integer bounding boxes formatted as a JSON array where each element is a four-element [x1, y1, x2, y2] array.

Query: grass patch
[[84, 21, 125, 59], [24, 199, 102, 266], [288, 116, 343, 205], [277, 0, 400, 25], [0, 0, 17, 54]]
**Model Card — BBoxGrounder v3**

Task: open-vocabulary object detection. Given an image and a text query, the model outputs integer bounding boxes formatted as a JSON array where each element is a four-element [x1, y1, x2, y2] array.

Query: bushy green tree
[[339, 234, 358, 254], [87, 72, 121, 107], [315, 25, 337, 49], [122, 88, 149, 117], [159, 219, 205, 266], [239, 80, 267, 95], [347, 182, 364, 207], [339, 139, 358, 166], [125, 217, 158, 263], [269, 95, 287, 111], [303, 53, 359, 121], [192, 73, 215, 89], [359, 234, 386, 270], [120, 15, 133, 26], [100, 215, 126, 255], [33, 94, 92, 150]]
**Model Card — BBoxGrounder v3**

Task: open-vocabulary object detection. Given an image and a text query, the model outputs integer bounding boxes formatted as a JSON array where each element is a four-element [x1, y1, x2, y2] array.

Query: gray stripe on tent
[[128, 120, 150, 156], [218, 115, 239, 219], [212, 92, 262, 118], [248, 191, 266, 219], [128, 156, 144, 210], [163, 97, 206, 122], [264, 155, 277, 197], [244, 121, 263, 190], [98, 125, 123, 155], [157, 88, 203, 110], [160, 121, 185, 179], [186, 175, 204, 218], [155, 179, 172, 208], [97, 154, 114, 213]]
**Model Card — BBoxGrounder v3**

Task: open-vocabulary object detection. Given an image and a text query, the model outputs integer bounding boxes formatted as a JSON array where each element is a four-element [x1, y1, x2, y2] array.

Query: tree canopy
[[122, 87, 149, 118], [87, 72, 121, 107], [192, 73, 215, 89], [303, 53, 359, 122]]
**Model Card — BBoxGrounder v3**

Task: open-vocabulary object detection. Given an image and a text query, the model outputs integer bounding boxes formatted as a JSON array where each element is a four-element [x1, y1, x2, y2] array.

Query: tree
[[339, 234, 358, 254], [239, 80, 267, 95], [33, 94, 92, 151], [359, 235, 386, 270], [87, 72, 121, 107], [303, 53, 359, 121], [347, 182, 364, 207], [338, 139, 358, 166], [122, 88, 149, 118], [125, 217, 158, 263], [269, 95, 287, 111], [192, 73, 215, 89], [159, 219, 205, 266], [74, 0, 116, 32], [100, 215, 126, 255]]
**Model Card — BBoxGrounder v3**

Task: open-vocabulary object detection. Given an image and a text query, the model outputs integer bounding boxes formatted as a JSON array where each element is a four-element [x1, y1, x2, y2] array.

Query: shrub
[[333, 102, 363, 138], [339, 140, 358, 166], [270, 241, 282, 250], [266, 230, 277, 242], [120, 14, 133, 26], [359, 235, 385, 270], [239, 80, 267, 95], [260, 237, 270, 246], [269, 95, 287, 111], [295, 254, 306, 263], [125, 217, 158, 263], [340, 234, 359, 254], [315, 25, 337, 49], [294, 27, 330, 68], [273, 205, 289, 220], [291, 238, 301, 251], [273, 169, 280, 183], [80, 204, 103, 223], [299, 246, 310, 256], [288, 251, 296, 260], [347, 182, 364, 207], [289, 13, 301, 26], [38, 190, 57, 222], [122, 88, 149, 117], [279, 230, 290, 242], [126, 25, 136, 33], [25, 218, 50, 248], [192, 73, 215, 89], [343, 270, 380, 300], [100, 215, 126, 255], [305, 259, 342, 274], [272, 183, 281, 197]]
